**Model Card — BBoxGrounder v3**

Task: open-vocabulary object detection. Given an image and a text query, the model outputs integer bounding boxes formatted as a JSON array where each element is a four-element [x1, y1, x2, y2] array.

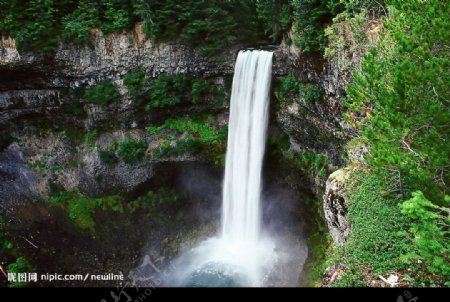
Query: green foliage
[[344, 0, 450, 202], [146, 74, 188, 110], [84, 80, 121, 106], [299, 82, 323, 103], [278, 75, 299, 103], [100, 0, 134, 33], [117, 139, 148, 164], [62, 100, 86, 117], [146, 116, 227, 166], [146, 74, 224, 110], [0, 0, 61, 52], [62, 0, 98, 43], [0, 0, 137, 51], [128, 188, 183, 224], [123, 68, 149, 101], [324, 10, 372, 72], [342, 171, 411, 275], [287, 149, 330, 177], [7, 257, 35, 288], [0, 215, 13, 250], [291, 0, 340, 52], [256, 0, 293, 42], [84, 129, 98, 148], [277, 75, 323, 104], [400, 191, 450, 278], [98, 149, 118, 165], [50, 191, 123, 233], [136, 0, 261, 59]]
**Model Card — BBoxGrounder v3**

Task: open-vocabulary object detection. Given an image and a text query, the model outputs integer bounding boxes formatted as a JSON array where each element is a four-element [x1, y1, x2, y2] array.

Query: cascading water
[[222, 50, 273, 246], [161, 50, 278, 287]]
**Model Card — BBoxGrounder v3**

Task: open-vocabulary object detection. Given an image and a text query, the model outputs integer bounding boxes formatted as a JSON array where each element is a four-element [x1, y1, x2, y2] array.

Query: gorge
[[0, 0, 448, 290]]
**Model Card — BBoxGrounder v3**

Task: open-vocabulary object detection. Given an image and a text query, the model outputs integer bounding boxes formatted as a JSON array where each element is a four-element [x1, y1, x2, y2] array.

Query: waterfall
[[162, 50, 277, 287], [222, 50, 273, 245]]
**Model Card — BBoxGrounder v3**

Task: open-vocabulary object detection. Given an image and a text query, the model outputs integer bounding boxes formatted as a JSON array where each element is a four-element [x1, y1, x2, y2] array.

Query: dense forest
[[0, 0, 448, 289]]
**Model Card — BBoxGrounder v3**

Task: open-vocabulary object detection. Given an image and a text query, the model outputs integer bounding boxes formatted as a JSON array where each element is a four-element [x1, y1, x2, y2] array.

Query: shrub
[[278, 75, 299, 103], [84, 80, 121, 106], [400, 191, 450, 279], [299, 83, 323, 103], [146, 74, 187, 110], [7, 257, 35, 288], [146, 116, 227, 166], [98, 149, 118, 165], [61, 0, 98, 44], [117, 139, 148, 163], [123, 68, 149, 101]]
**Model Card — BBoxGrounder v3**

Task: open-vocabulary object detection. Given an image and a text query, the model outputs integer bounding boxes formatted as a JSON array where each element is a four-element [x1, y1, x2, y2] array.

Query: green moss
[[128, 188, 182, 224], [50, 191, 123, 233]]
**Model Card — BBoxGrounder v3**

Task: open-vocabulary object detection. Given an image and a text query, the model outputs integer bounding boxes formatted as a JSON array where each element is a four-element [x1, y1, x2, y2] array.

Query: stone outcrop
[[323, 166, 357, 245]]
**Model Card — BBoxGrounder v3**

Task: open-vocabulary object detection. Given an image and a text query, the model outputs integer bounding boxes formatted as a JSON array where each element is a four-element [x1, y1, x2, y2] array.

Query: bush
[[299, 83, 323, 103], [117, 139, 148, 163], [84, 80, 121, 106], [146, 116, 227, 166], [98, 149, 118, 165], [278, 75, 299, 103], [146, 74, 187, 110], [123, 68, 149, 101], [7, 257, 35, 288], [61, 0, 98, 43], [400, 191, 450, 279]]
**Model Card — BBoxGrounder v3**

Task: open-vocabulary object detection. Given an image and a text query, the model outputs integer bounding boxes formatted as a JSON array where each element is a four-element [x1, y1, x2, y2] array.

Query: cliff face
[[1, 23, 354, 204]]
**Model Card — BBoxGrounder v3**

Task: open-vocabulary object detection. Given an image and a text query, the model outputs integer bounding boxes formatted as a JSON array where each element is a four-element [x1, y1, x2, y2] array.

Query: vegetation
[[6, 257, 35, 288], [128, 188, 184, 224], [117, 139, 148, 164], [123, 68, 149, 102], [84, 80, 121, 106], [0, 0, 354, 55], [287, 149, 330, 178], [146, 74, 225, 110], [345, 0, 449, 205], [50, 191, 123, 233], [400, 192, 449, 280], [98, 149, 118, 165], [84, 129, 98, 148], [146, 116, 227, 166], [277, 75, 323, 104]]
